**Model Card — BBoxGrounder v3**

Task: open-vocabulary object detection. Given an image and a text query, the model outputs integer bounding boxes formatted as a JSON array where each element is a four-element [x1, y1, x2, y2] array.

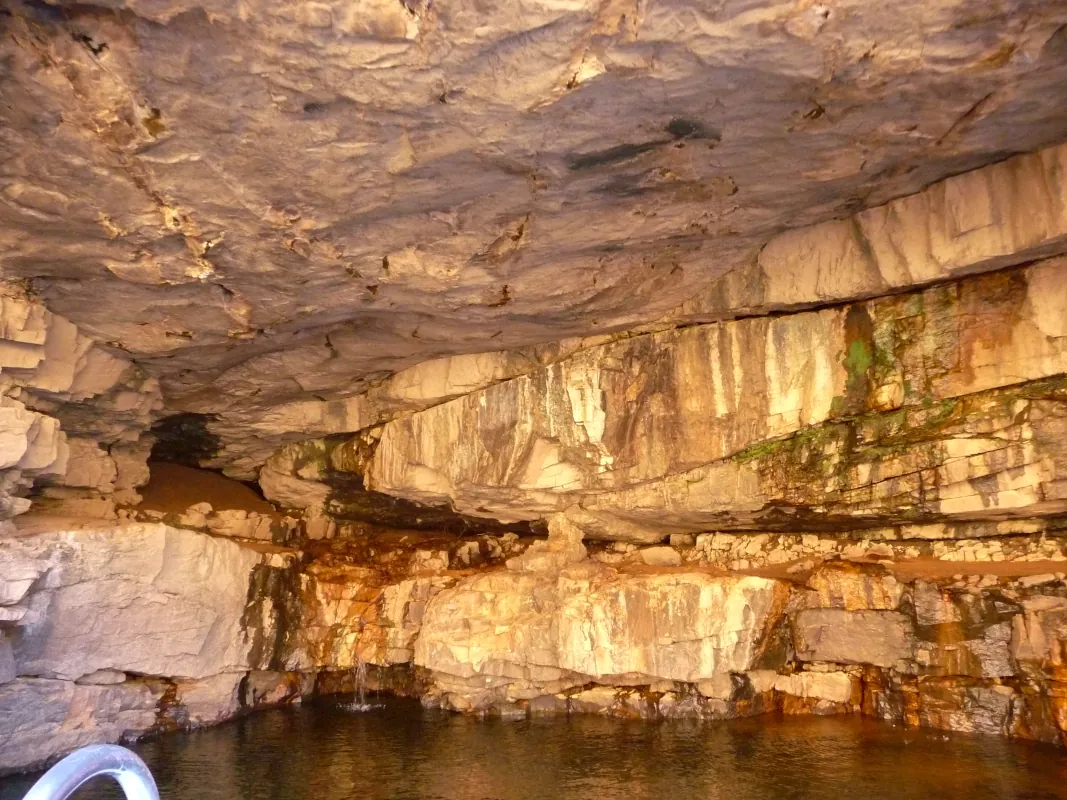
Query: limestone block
[[678, 142, 1067, 318], [278, 561, 404, 672], [0, 547, 43, 606], [174, 673, 243, 727], [528, 694, 568, 715], [366, 260, 1067, 529], [506, 513, 586, 573], [569, 686, 620, 715], [53, 438, 118, 492], [696, 673, 734, 700], [793, 609, 914, 668], [913, 581, 964, 626], [206, 509, 277, 541], [773, 671, 853, 704], [639, 546, 682, 567], [1011, 594, 1067, 677], [259, 466, 330, 510], [111, 439, 153, 491], [9, 522, 264, 680], [917, 681, 1015, 736], [579, 383, 1067, 535], [806, 562, 903, 610], [0, 678, 160, 773], [415, 568, 789, 699], [76, 670, 127, 686]]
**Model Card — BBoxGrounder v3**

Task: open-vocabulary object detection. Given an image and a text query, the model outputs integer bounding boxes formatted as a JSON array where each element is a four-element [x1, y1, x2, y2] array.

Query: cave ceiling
[[3, 0, 1067, 439]]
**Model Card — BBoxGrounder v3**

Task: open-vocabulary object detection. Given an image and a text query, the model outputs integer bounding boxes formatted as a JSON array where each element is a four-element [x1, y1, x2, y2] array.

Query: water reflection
[[2, 699, 1065, 800]]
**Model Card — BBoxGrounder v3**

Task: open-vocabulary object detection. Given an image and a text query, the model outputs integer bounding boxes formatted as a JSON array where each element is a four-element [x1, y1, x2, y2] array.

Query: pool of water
[[2, 698, 1066, 800]]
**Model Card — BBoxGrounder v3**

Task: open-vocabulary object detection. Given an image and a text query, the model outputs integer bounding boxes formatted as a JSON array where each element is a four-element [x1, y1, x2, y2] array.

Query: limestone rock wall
[[415, 567, 788, 706], [209, 335, 623, 480], [250, 144, 1067, 540], [0, 519, 308, 773], [366, 258, 1067, 527], [2, 0, 1067, 780], [6, 510, 1067, 773], [6, 0, 1067, 454], [412, 556, 1067, 747], [0, 284, 162, 524], [673, 141, 1067, 321]]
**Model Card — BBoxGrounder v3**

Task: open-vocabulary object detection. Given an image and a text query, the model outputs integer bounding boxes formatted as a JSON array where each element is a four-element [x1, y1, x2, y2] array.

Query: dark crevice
[[149, 412, 221, 468]]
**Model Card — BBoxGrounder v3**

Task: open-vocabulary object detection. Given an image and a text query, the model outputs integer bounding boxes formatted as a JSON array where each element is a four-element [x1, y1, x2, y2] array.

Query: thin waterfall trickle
[[340, 648, 381, 712]]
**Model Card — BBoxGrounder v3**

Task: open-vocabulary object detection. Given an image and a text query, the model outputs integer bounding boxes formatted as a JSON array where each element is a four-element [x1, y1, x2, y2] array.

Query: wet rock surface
[[1, 0, 1067, 780], [4, 513, 1067, 772]]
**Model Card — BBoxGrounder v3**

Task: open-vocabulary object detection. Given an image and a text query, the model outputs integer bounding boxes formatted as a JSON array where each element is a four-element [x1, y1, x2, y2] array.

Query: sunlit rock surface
[[414, 567, 788, 704], [367, 257, 1067, 526], [3, 0, 1067, 778], [1, 509, 1067, 772], [3, 0, 1067, 469], [6, 520, 265, 680]]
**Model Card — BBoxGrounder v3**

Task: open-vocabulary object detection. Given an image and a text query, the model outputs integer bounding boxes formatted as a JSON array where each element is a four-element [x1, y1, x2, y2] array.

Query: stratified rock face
[[5, 0, 1067, 777], [0, 518, 315, 773], [365, 256, 1067, 531], [415, 567, 788, 703], [3, 0, 1067, 460], [5, 513, 1067, 771], [674, 142, 1067, 320], [8, 522, 262, 680], [0, 678, 161, 773], [793, 609, 914, 668], [0, 284, 161, 521], [227, 143, 1050, 538]]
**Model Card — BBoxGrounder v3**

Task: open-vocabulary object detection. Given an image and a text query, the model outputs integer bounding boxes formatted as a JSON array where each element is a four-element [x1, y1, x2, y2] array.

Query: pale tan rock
[[415, 568, 789, 702], [3, 0, 1066, 484], [772, 672, 853, 704], [793, 609, 914, 668], [366, 260, 1067, 528], [174, 673, 243, 727], [578, 387, 1067, 536], [639, 546, 682, 568], [679, 143, 1067, 319], [9, 521, 265, 681], [569, 686, 620, 715], [806, 562, 903, 611], [75, 670, 127, 686], [506, 513, 586, 573], [0, 547, 43, 606], [259, 465, 330, 511], [0, 678, 160, 773], [696, 673, 734, 700], [53, 439, 118, 492], [0, 283, 160, 519]]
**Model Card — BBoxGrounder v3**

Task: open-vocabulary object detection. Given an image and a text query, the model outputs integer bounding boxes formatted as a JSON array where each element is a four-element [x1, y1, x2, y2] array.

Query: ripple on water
[[2, 698, 1066, 800]]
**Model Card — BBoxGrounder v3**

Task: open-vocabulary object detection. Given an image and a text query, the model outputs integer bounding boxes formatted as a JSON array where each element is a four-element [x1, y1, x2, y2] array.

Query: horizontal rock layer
[[242, 142, 1067, 537], [6, 514, 1067, 772], [213, 139, 1067, 477], [288, 257, 1066, 538], [0, 283, 161, 523], [5, 0, 1067, 447]]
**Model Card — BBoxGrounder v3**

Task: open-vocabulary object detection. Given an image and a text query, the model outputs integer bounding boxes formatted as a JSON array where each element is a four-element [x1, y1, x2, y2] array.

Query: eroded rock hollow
[[3, 0, 1067, 775]]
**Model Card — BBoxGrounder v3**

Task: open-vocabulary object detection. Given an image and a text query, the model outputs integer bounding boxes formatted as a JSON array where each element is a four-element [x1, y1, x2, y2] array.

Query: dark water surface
[[3, 698, 1066, 800]]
